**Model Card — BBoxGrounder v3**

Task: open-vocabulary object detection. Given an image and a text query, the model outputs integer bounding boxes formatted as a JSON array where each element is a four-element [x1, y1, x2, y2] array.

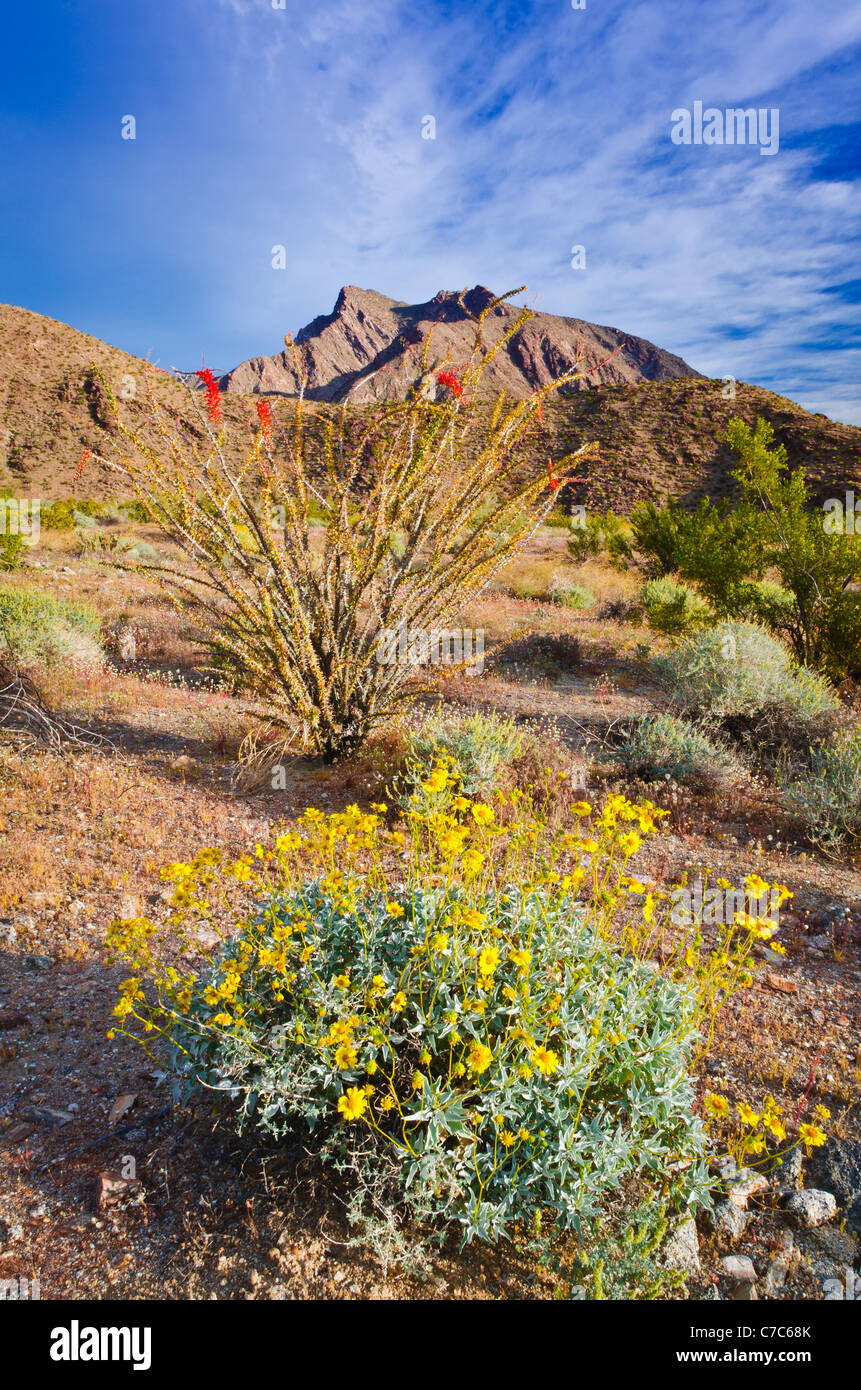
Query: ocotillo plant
[[90, 287, 600, 760]]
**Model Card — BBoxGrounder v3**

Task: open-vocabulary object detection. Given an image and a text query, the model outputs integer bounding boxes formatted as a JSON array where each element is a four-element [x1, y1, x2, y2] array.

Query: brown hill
[[218, 284, 699, 401], [1, 302, 859, 513]]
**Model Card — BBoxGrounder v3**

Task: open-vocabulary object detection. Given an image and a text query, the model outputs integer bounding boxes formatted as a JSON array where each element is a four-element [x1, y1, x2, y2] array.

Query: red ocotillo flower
[[546, 458, 560, 492], [256, 398, 273, 448], [195, 368, 222, 425], [436, 370, 463, 398], [74, 448, 93, 483]]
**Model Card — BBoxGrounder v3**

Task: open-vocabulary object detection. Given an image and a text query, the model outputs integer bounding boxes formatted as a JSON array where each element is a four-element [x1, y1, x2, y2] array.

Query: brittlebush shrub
[[783, 731, 861, 852], [609, 713, 741, 792], [110, 780, 810, 1269]]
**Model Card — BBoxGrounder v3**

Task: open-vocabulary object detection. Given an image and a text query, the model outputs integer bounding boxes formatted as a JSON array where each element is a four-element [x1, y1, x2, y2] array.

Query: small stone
[[784, 1189, 837, 1229], [720, 1254, 756, 1283], [96, 1170, 142, 1208], [726, 1168, 770, 1209], [709, 1154, 737, 1180], [765, 972, 798, 993], [709, 1201, 750, 1240], [732, 1280, 757, 1300], [773, 1146, 803, 1197], [662, 1218, 701, 1274]]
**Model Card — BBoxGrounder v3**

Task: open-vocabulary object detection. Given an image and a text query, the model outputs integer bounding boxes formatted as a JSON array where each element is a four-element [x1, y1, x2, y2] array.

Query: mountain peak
[[219, 286, 700, 402]]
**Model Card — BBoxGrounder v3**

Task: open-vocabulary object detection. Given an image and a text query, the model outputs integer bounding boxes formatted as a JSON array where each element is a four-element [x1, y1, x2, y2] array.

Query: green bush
[[550, 574, 596, 610], [41, 498, 106, 531], [398, 711, 526, 809], [568, 510, 632, 567], [0, 585, 103, 669], [783, 732, 861, 852], [656, 621, 836, 724], [608, 713, 740, 790], [153, 880, 708, 1254], [641, 578, 714, 636], [631, 419, 861, 681], [0, 532, 25, 572]]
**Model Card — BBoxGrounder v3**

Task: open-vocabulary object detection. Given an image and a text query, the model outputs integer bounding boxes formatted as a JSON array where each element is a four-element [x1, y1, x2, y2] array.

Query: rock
[[708, 1201, 750, 1240], [708, 1154, 737, 1181], [0, 919, 17, 948], [773, 1146, 803, 1197], [720, 1254, 756, 1283], [763, 1234, 794, 1295], [732, 1280, 757, 1300], [809, 1138, 861, 1238], [726, 1168, 770, 1209], [765, 972, 798, 993], [662, 1218, 701, 1274], [0, 1010, 28, 1031], [22, 954, 52, 972], [96, 1170, 142, 1208], [784, 1189, 837, 1229]]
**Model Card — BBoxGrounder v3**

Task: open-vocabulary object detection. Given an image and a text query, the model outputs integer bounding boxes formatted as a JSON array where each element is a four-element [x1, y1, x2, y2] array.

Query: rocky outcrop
[[218, 284, 700, 402]]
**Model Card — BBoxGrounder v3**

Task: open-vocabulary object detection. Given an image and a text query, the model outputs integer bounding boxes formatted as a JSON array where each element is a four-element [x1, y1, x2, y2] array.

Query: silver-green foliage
[[0, 585, 103, 669], [656, 621, 836, 723], [610, 713, 740, 790], [403, 710, 526, 801], [162, 882, 710, 1257], [783, 732, 861, 851]]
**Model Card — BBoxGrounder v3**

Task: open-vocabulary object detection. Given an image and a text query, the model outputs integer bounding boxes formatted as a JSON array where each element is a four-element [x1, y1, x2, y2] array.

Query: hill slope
[[1, 302, 859, 511], [218, 284, 699, 401]]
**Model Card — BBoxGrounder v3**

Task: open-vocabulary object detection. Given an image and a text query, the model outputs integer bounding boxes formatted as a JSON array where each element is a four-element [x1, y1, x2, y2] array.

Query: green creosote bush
[[567, 510, 632, 568], [641, 577, 715, 636], [608, 713, 741, 792], [0, 585, 103, 670]]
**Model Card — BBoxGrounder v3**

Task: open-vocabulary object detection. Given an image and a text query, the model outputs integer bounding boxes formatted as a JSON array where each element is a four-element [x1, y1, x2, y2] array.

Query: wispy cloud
[[1, 0, 859, 421]]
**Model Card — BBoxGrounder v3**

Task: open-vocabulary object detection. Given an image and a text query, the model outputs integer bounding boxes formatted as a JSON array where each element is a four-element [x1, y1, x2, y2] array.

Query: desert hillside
[[2, 301, 860, 510]]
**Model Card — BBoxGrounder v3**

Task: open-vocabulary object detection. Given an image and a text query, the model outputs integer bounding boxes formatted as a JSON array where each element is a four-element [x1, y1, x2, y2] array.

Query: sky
[[1, 0, 859, 422]]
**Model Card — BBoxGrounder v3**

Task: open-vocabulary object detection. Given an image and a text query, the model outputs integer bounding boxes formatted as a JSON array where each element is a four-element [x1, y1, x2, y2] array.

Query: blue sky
[[1, 0, 859, 422]]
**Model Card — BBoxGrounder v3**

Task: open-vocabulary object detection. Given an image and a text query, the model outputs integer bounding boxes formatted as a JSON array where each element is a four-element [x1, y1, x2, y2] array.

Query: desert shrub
[[641, 577, 714, 636], [41, 498, 105, 531], [118, 498, 152, 523], [567, 510, 632, 568], [608, 713, 740, 791], [549, 573, 595, 610], [0, 586, 103, 669], [597, 596, 643, 624], [397, 710, 526, 809], [83, 291, 600, 761], [657, 621, 837, 726], [108, 790, 720, 1266], [73, 510, 98, 529], [550, 1194, 687, 1300], [783, 732, 861, 852], [0, 532, 25, 572], [633, 419, 861, 681]]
